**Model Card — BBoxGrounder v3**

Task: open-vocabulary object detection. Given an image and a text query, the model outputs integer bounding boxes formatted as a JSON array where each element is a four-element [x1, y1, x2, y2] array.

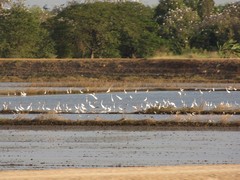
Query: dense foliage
[[49, 2, 160, 58], [0, 0, 240, 58]]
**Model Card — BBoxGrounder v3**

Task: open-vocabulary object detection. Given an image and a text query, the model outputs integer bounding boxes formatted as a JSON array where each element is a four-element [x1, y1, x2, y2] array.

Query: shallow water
[[1, 87, 240, 121], [1, 90, 240, 112], [0, 130, 239, 170]]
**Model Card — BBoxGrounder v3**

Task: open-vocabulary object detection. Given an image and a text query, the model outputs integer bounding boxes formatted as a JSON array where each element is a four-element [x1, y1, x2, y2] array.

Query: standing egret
[[111, 94, 114, 102], [26, 103, 32, 111], [89, 93, 98, 100], [106, 87, 111, 93], [226, 88, 231, 94], [89, 101, 96, 109], [21, 91, 27, 97]]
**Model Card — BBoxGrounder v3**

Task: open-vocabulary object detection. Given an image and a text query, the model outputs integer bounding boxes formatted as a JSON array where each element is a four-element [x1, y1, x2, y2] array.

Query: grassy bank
[[0, 118, 239, 129]]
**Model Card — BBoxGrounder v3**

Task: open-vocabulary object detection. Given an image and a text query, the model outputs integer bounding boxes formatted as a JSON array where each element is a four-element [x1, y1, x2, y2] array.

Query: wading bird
[[116, 95, 122, 100], [21, 91, 27, 97], [106, 87, 111, 93]]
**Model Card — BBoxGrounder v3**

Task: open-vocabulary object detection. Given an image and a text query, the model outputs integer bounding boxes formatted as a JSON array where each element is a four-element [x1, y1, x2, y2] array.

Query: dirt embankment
[[0, 58, 240, 82], [0, 165, 239, 180]]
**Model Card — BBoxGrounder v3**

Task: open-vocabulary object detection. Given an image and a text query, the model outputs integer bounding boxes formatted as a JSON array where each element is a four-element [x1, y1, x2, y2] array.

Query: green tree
[[159, 6, 200, 54], [222, 2, 240, 43], [183, 0, 199, 10], [154, 0, 184, 25], [50, 2, 160, 58], [50, 2, 120, 58], [190, 2, 240, 51], [0, 3, 55, 58], [218, 39, 240, 58], [197, 0, 214, 20], [116, 2, 160, 58]]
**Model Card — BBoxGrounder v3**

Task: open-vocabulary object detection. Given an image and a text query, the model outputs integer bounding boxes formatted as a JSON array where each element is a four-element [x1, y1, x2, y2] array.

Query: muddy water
[[0, 130, 239, 170]]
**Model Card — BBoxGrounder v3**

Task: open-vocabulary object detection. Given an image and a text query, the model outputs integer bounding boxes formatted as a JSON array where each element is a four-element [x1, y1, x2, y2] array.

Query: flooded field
[[1, 82, 240, 119], [0, 82, 240, 170], [0, 129, 239, 170]]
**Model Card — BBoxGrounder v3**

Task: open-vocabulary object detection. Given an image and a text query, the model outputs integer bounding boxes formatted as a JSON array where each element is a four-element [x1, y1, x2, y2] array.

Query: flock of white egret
[[0, 86, 239, 115]]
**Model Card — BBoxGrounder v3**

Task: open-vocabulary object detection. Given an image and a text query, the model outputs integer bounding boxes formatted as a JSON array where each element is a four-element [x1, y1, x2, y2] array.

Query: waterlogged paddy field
[[0, 82, 240, 170], [1, 82, 240, 121], [0, 130, 240, 170]]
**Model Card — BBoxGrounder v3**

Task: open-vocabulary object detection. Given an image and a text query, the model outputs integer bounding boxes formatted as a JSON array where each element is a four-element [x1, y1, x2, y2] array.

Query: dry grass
[[1, 58, 240, 83], [0, 117, 239, 127], [142, 103, 240, 115], [152, 50, 226, 59]]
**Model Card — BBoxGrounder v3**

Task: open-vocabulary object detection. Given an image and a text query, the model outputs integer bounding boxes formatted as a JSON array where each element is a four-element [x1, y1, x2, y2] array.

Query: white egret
[[21, 91, 27, 97], [89, 93, 98, 100], [132, 106, 138, 110], [65, 104, 71, 112], [89, 101, 96, 109], [106, 87, 111, 93], [100, 100, 107, 111], [26, 103, 32, 111], [116, 95, 122, 100], [46, 107, 51, 111], [15, 106, 20, 113], [2, 102, 8, 111], [118, 106, 123, 112], [19, 104, 25, 111], [226, 88, 231, 93], [113, 103, 116, 111], [81, 103, 87, 111], [111, 94, 114, 102]]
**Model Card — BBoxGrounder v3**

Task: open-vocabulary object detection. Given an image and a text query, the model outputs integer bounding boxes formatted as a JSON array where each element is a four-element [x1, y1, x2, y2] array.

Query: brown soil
[[0, 125, 239, 131], [0, 165, 239, 180], [0, 119, 239, 131], [1, 58, 240, 82]]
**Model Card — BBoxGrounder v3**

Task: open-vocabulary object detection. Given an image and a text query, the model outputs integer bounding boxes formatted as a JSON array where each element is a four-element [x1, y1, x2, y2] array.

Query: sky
[[24, 0, 239, 9]]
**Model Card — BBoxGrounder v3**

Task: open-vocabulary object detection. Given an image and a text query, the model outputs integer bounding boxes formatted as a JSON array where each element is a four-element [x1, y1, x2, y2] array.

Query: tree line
[[0, 0, 240, 58]]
